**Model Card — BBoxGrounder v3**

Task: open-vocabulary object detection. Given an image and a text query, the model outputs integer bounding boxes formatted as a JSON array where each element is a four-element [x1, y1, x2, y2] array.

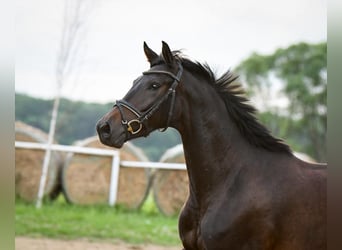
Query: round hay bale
[[15, 121, 63, 202], [153, 144, 189, 216], [62, 136, 151, 208]]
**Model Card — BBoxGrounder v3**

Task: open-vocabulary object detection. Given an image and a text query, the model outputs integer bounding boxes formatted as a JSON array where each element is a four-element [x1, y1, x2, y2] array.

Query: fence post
[[36, 144, 52, 208], [36, 94, 61, 208], [108, 153, 120, 206]]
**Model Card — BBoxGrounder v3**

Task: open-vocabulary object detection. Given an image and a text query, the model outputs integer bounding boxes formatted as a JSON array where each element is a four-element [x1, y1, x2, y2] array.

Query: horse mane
[[174, 52, 291, 154]]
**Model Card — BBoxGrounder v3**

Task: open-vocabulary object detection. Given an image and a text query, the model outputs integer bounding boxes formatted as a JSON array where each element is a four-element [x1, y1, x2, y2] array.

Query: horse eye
[[150, 83, 161, 90]]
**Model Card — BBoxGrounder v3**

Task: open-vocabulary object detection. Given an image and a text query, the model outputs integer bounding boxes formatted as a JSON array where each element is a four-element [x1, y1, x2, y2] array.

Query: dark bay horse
[[96, 41, 326, 250]]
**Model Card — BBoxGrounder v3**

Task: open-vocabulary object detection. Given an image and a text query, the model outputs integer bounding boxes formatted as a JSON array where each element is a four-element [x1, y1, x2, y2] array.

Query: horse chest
[[179, 194, 275, 250]]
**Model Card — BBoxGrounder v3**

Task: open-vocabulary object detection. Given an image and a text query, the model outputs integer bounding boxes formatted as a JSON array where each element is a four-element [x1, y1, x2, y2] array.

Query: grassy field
[[15, 195, 181, 246]]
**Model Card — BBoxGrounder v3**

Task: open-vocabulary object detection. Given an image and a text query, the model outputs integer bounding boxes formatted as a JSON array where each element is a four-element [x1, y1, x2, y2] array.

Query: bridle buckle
[[127, 119, 143, 135]]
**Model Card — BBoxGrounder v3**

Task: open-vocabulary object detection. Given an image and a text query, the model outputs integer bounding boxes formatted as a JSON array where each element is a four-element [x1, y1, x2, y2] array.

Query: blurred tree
[[35, 0, 98, 208], [236, 42, 327, 161], [15, 94, 52, 132]]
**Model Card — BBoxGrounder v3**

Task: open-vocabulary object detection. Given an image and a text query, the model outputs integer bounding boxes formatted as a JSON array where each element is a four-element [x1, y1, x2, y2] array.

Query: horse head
[[96, 41, 183, 148]]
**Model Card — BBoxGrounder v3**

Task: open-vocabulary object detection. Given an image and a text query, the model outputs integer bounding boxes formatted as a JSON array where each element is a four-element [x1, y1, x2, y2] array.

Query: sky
[[15, 0, 326, 104]]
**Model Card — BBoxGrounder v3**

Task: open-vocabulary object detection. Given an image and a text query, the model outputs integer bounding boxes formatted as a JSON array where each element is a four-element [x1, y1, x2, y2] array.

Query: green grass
[[15, 195, 181, 246]]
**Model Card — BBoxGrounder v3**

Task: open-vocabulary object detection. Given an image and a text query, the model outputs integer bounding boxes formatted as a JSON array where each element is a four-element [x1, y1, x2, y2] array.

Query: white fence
[[15, 141, 186, 208]]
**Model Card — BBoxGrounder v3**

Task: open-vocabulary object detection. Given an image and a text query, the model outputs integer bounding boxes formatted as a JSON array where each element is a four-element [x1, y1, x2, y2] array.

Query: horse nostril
[[97, 121, 111, 138]]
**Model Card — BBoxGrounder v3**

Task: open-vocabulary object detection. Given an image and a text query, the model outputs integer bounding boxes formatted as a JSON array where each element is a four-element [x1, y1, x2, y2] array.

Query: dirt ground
[[15, 237, 181, 250]]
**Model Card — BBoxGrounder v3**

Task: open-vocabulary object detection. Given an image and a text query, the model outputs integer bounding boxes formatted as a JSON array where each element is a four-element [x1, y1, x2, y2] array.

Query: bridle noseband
[[114, 62, 183, 139]]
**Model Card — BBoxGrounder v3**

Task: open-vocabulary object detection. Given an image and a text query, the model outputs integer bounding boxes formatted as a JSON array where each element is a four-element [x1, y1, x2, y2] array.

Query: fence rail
[[120, 160, 186, 170], [15, 141, 186, 208]]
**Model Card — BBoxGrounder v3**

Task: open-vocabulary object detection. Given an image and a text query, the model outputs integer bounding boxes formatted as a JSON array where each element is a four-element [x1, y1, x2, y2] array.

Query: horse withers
[[96, 41, 326, 250]]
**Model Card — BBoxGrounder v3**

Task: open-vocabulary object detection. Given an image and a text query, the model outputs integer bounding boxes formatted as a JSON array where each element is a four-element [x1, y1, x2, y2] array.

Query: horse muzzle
[[96, 118, 126, 148]]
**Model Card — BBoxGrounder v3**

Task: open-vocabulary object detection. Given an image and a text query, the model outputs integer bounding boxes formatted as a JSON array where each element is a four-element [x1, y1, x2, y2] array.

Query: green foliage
[[236, 42, 327, 161], [15, 197, 180, 245], [15, 93, 112, 145], [15, 94, 53, 132], [55, 99, 113, 145], [15, 93, 181, 160]]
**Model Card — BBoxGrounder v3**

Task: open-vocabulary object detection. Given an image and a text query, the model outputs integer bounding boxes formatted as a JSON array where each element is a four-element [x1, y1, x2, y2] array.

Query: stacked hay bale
[[153, 144, 188, 216], [15, 121, 63, 202], [62, 136, 151, 208]]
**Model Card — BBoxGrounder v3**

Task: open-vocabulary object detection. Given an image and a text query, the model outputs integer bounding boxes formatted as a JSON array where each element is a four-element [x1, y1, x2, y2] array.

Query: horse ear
[[143, 42, 159, 66], [161, 41, 175, 65]]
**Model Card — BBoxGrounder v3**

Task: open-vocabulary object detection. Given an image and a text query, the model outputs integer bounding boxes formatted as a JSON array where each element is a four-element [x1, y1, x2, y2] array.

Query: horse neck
[[173, 74, 268, 204]]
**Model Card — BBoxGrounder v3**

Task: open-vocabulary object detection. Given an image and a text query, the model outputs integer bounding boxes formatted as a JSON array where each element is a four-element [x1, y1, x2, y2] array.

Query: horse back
[[273, 158, 327, 249]]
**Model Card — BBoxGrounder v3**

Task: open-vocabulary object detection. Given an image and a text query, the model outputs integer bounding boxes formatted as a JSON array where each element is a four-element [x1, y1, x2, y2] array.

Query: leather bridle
[[114, 62, 183, 139]]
